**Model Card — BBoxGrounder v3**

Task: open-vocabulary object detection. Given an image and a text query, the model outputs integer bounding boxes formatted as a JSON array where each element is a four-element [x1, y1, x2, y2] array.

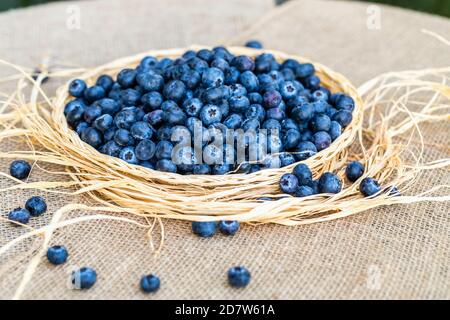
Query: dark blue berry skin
[[228, 266, 251, 288], [64, 99, 86, 116], [163, 80, 186, 101], [294, 141, 317, 161], [296, 63, 315, 78], [293, 163, 313, 186], [120, 88, 141, 106], [266, 107, 285, 121], [76, 122, 89, 136], [329, 121, 342, 141], [96, 75, 114, 92], [360, 177, 381, 197], [312, 89, 329, 102], [280, 81, 298, 100], [46, 245, 68, 265], [219, 220, 240, 235], [155, 141, 174, 160], [165, 106, 187, 125], [295, 185, 315, 197], [200, 104, 222, 126], [135, 140, 156, 161], [84, 85, 106, 103], [310, 180, 320, 194], [140, 161, 155, 170], [183, 98, 203, 117], [211, 58, 230, 72], [114, 129, 135, 147], [181, 70, 201, 89], [304, 75, 321, 90], [335, 95, 355, 112], [279, 153, 296, 167], [229, 96, 250, 114], [192, 221, 217, 237], [283, 129, 301, 150], [119, 146, 138, 164], [83, 105, 102, 124], [93, 114, 113, 132], [242, 118, 260, 132], [318, 172, 342, 194], [245, 40, 263, 49], [212, 164, 232, 175], [345, 161, 365, 182], [291, 103, 314, 122], [97, 98, 120, 115], [245, 104, 265, 123], [262, 119, 281, 132], [156, 159, 177, 173], [114, 109, 137, 129], [8, 208, 30, 225], [312, 131, 331, 151], [141, 91, 163, 111], [263, 90, 282, 108], [248, 92, 262, 104], [71, 267, 97, 290], [136, 72, 164, 92], [279, 173, 299, 194], [223, 113, 243, 130], [101, 141, 121, 157], [81, 127, 103, 148], [68, 79, 87, 98], [332, 110, 353, 127], [140, 274, 160, 293], [157, 125, 172, 141], [197, 49, 214, 63], [117, 68, 137, 88], [25, 196, 47, 217], [232, 55, 255, 72], [193, 164, 211, 175], [224, 67, 240, 85], [10, 160, 31, 180], [281, 119, 298, 132], [239, 71, 259, 92], [255, 53, 275, 73], [145, 110, 165, 127], [66, 104, 86, 127], [202, 67, 225, 88], [229, 83, 247, 97], [130, 121, 153, 140]]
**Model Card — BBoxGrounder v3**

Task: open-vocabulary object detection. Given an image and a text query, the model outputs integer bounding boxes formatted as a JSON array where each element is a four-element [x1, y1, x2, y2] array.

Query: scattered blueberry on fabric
[[140, 274, 161, 293], [191, 221, 218, 237], [228, 266, 251, 288], [360, 177, 381, 197], [318, 172, 342, 194], [8, 207, 30, 225], [219, 220, 240, 236], [64, 47, 355, 175], [46, 245, 69, 265], [9, 160, 31, 180], [245, 40, 263, 49], [25, 196, 47, 217], [345, 160, 364, 182], [71, 267, 97, 289]]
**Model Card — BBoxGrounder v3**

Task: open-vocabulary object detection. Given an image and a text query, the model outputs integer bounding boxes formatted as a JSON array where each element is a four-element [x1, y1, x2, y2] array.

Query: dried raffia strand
[[0, 46, 448, 232]]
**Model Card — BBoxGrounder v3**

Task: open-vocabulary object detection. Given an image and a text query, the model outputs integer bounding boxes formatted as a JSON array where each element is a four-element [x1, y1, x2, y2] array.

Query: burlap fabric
[[0, 0, 449, 299]]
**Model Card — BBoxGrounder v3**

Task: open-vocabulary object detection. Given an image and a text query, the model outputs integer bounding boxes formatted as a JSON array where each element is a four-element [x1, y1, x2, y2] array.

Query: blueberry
[[200, 104, 222, 126], [171, 125, 191, 145], [46, 245, 68, 265], [188, 57, 209, 74], [232, 55, 255, 72], [197, 49, 214, 63], [93, 114, 113, 132], [318, 172, 342, 194], [83, 105, 102, 124], [335, 95, 355, 112], [8, 208, 30, 225], [239, 71, 259, 92], [229, 83, 247, 97], [360, 177, 381, 197], [183, 98, 203, 117], [312, 89, 328, 102], [119, 146, 138, 164], [64, 99, 86, 116], [304, 75, 321, 90], [245, 40, 263, 49], [345, 161, 365, 182], [114, 109, 137, 129], [155, 141, 174, 160], [266, 107, 285, 121], [114, 129, 134, 147], [97, 98, 120, 115], [295, 185, 315, 197], [192, 221, 217, 237], [247, 92, 262, 104], [280, 81, 298, 100], [282, 59, 301, 71], [202, 144, 222, 165], [263, 90, 282, 108], [332, 110, 353, 127], [10, 160, 31, 180], [329, 121, 342, 141], [312, 131, 331, 151], [71, 267, 97, 289], [255, 53, 275, 73], [267, 133, 283, 153], [117, 68, 137, 88], [165, 106, 187, 125], [281, 119, 298, 131], [136, 72, 164, 92], [66, 103, 86, 127], [228, 266, 251, 288], [130, 121, 153, 140], [310, 114, 331, 132], [293, 163, 313, 186], [101, 141, 121, 157], [211, 58, 230, 72], [294, 141, 317, 161], [157, 125, 172, 141], [141, 91, 163, 111], [224, 67, 240, 85], [212, 164, 232, 175], [145, 110, 165, 127], [96, 75, 114, 92], [262, 119, 281, 132], [121, 88, 141, 105], [81, 127, 103, 148], [229, 96, 250, 113], [156, 159, 177, 173], [310, 180, 320, 194], [140, 274, 160, 293], [68, 79, 87, 98], [279, 152, 296, 167], [296, 63, 315, 78], [312, 100, 329, 114], [279, 173, 299, 194], [25, 196, 47, 217], [76, 122, 89, 136], [291, 103, 314, 122], [173, 146, 198, 172], [180, 69, 201, 89], [163, 80, 186, 101], [193, 164, 211, 175], [245, 104, 265, 122], [84, 85, 106, 103], [202, 67, 224, 88], [135, 140, 156, 161], [219, 220, 240, 235], [223, 113, 243, 130], [139, 161, 155, 170]]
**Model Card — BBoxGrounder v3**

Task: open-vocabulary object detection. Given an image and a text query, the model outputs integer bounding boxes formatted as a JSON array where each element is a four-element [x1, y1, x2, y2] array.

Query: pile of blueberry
[[64, 44, 355, 175]]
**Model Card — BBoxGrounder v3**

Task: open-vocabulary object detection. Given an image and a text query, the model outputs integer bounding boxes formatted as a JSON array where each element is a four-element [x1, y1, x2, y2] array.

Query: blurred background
[[0, 0, 449, 17]]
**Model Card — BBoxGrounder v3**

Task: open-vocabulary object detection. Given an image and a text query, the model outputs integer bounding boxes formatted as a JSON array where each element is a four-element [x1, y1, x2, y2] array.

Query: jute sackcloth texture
[[0, 0, 449, 299]]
